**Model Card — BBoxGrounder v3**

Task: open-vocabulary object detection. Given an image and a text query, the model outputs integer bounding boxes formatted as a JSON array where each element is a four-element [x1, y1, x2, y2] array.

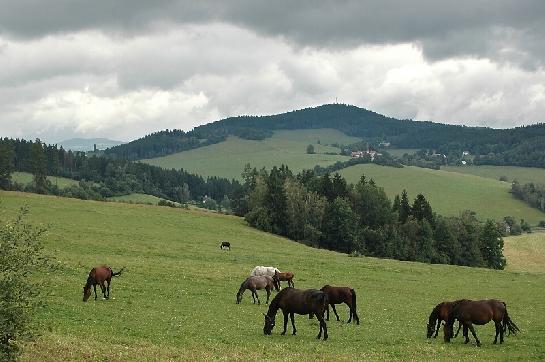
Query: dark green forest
[[104, 104, 545, 168]]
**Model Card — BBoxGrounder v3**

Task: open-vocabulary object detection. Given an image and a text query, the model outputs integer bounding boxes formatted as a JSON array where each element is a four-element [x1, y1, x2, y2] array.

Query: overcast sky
[[1, 1, 544, 142]]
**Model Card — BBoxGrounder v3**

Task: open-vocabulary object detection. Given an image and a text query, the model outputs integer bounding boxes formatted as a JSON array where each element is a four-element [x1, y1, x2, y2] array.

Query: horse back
[[320, 285, 353, 304], [90, 265, 112, 282]]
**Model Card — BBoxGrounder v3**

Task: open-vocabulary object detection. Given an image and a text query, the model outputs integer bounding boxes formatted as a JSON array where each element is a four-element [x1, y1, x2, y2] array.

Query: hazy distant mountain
[[58, 138, 124, 152]]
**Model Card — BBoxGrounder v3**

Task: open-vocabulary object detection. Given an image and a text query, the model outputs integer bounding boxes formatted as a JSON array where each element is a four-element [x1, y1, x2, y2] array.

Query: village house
[[351, 149, 382, 161]]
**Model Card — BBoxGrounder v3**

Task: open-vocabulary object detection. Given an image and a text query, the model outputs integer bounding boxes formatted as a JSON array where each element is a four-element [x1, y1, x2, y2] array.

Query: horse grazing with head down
[[220, 241, 230, 250], [83, 265, 124, 302], [263, 288, 329, 340], [427, 300, 465, 338], [310, 285, 360, 325], [236, 276, 279, 304], [250, 266, 280, 277], [444, 299, 520, 346], [273, 270, 295, 288]]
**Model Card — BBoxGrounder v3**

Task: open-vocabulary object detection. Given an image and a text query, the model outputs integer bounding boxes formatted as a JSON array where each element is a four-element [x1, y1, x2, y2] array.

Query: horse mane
[[85, 275, 94, 288]]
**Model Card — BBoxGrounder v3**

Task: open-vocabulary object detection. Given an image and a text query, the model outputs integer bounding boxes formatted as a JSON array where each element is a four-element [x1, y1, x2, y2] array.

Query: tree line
[[0, 138, 240, 204], [511, 180, 545, 214], [232, 164, 506, 270]]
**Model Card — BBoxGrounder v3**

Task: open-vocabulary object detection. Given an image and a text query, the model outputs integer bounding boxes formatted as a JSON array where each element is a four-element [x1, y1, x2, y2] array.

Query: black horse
[[444, 299, 520, 346], [427, 300, 465, 338], [263, 288, 329, 340], [220, 241, 230, 250]]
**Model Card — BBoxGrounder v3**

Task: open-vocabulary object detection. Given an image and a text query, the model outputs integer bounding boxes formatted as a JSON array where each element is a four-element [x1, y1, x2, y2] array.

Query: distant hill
[[58, 138, 124, 152], [105, 104, 545, 168]]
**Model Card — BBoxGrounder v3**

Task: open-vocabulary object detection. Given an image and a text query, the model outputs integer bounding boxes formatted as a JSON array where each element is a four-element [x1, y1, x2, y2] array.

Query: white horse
[[250, 266, 280, 277]]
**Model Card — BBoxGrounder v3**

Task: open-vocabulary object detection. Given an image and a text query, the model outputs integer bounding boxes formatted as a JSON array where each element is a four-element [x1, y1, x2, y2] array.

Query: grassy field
[[338, 164, 545, 225], [385, 148, 419, 157], [12, 172, 79, 189], [1, 191, 544, 361], [108, 193, 162, 205], [504, 232, 545, 274], [443, 166, 545, 185], [142, 129, 359, 179]]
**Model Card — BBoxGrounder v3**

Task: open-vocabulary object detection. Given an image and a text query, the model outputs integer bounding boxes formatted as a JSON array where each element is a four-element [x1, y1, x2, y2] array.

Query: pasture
[[142, 129, 358, 179], [12, 172, 79, 189], [504, 232, 545, 274], [0, 191, 544, 361], [108, 193, 163, 205], [443, 166, 545, 185], [339, 164, 545, 225]]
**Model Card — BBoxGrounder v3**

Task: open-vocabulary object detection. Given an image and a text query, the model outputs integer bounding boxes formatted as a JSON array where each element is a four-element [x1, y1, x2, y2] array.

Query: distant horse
[[236, 276, 279, 304], [83, 265, 124, 302], [220, 241, 231, 250], [444, 299, 520, 346], [250, 266, 280, 277], [263, 288, 329, 340], [310, 285, 360, 325], [427, 300, 465, 338], [273, 270, 295, 288]]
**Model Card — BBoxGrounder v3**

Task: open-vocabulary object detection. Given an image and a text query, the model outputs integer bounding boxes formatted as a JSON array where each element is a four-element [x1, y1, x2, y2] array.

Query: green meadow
[[339, 164, 545, 225], [443, 166, 545, 185], [504, 232, 545, 274], [1, 191, 544, 361], [12, 172, 79, 189], [108, 193, 163, 205], [142, 129, 359, 179]]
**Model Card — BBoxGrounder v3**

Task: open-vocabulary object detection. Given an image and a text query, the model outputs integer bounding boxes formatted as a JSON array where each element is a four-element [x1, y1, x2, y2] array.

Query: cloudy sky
[[1, 1, 544, 142]]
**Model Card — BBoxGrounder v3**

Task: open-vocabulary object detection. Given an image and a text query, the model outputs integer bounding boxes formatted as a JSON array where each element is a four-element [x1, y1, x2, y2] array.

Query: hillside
[[143, 129, 357, 179], [443, 165, 545, 185], [338, 164, 545, 225], [106, 104, 545, 168], [1, 191, 544, 361]]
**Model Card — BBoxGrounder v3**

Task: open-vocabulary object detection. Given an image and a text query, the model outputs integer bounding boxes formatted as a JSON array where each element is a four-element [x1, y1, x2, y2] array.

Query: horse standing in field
[[263, 288, 329, 340], [220, 241, 231, 250], [273, 270, 295, 288], [83, 265, 124, 302], [236, 276, 279, 304], [427, 300, 465, 338], [444, 299, 520, 346], [250, 266, 280, 277], [311, 285, 360, 325]]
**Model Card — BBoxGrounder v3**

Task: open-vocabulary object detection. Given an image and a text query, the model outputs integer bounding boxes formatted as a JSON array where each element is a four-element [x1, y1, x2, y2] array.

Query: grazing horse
[[311, 285, 360, 325], [444, 299, 520, 346], [273, 270, 295, 288], [263, 288, 329, 340], [83, 265, 124, 302], [220, 241, 231, 250], [236, 276, 279, 304], [427, 301, 465, 338], [250, 266, 280, 277]]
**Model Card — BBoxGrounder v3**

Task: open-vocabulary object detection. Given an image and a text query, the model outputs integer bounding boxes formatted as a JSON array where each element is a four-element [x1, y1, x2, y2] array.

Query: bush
[[0, 207, 53, 361], [539, 220, 545, 228], [158, 199, 178, 208]]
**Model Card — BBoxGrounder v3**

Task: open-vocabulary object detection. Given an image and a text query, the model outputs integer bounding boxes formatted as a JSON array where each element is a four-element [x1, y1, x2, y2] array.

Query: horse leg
[[325, 305, 330, 321], [493, 321, 502, 344], [100, 282, 107, 299], [255, 290, 261, 305], [463, 324, 469, 344], [251, 289, 256, 304], [266, 288, 271, 304], [454, 321, 461, 337], [346, 302, 352, 323], [316, 313, 328, 340], [467, 323, 481, 347], [93, 284, 98, 300], [499, 319, 504, 344], [353, 307, 360, 325], [106, 278, 111, 299], [331, 304, 340, 322], [290, 313, 297, 335], [281, 311, 289, 335]]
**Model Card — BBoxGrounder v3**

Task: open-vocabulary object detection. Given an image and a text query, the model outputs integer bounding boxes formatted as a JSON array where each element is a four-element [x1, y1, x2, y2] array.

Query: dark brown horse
[[236, 276, 278, 304], [263, 288, 329, 340], [444, 299, 520, 346], [317, 285, 360, 325], [273, 270, 295, 288], [83, 265, 124, 302], [427, 300, 465, 338]]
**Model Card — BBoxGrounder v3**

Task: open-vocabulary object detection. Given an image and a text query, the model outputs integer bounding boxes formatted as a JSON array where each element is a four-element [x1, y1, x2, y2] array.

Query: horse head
[[83, 285, 91, 302], [263, 313, 275, 335], [443, 321, 454, 342]]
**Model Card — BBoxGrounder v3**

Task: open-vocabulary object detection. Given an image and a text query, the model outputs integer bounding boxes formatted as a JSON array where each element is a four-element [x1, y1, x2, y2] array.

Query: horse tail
[[502, 303, 520, 336], [111, 267, 125, 277]]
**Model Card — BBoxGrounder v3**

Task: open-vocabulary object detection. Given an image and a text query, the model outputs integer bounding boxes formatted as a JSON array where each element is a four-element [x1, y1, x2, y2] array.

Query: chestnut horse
[[444, 299, 520, 346], [263, 288, 329, 340], [427, 300, 465, 338], [83, 265, 124, 302], [315, 285, 360, 325], [236, 276, 278, 304], [273, 270, 295, 288]]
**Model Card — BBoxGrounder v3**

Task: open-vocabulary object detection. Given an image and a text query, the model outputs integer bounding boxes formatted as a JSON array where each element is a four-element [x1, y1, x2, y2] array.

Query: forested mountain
[[104, 104, 545, 168]]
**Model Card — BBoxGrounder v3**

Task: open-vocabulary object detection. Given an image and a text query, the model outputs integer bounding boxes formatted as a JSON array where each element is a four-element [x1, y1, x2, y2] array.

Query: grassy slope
[[142, 129, 359, 180], [339, 164, 544, 225], [108, 193, 162, 205], [0, 191, 543, 361], [504, 232, 545, 274], [12, 172, 79, 189], [443, 166, 545, 185]]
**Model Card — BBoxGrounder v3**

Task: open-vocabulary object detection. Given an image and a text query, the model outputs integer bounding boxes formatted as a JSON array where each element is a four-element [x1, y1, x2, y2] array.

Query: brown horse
[[273, 270, 295, 288], [263, 288, 329, 340], [316, 285, 360, 325], [444, 299, 520, 346], [83, 265, 124, 302], [236, 276, 278, 304], [427, 300, 465, 338]]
